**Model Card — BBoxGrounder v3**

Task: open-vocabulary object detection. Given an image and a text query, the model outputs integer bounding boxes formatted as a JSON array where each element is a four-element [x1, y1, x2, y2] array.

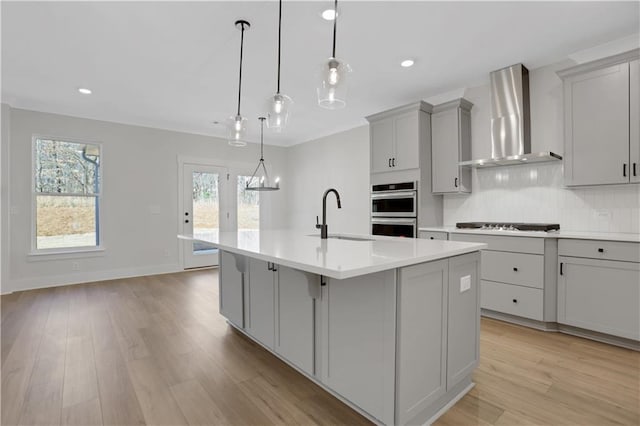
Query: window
[[237, 176, 259, 230], [33, 138, 101, 251]]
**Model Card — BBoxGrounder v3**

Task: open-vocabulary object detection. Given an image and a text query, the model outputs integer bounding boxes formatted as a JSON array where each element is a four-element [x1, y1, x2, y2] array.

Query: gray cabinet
[[630, 59, 639, 183], [275, 266, 317, 376], [367, 102, 431, 173], [418, 230, 448, 240], [558, 49, 639, 186], [558, 238, 640, 341], [219, 251, 245, 328], [319, 270, 396, 425], [447, 253, 480, 390], [431, 99, 473, 193], [246, 259, 275, 349]]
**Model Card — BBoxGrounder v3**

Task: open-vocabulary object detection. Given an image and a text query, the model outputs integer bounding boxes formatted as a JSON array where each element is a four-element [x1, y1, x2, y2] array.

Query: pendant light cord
[[276, 0, 282, 94], [237, 22, 246, 116], [259, 118, 265, 160], [332, 0, 337, 58]]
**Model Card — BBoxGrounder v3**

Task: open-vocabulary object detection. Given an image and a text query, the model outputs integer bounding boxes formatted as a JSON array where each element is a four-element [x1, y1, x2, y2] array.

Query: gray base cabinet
[[246, 259, 275, 349], [275, 266, 317, 376]]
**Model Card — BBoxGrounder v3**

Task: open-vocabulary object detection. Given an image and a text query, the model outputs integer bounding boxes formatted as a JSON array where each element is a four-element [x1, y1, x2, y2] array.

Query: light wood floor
[[2, 270, 639, 426]]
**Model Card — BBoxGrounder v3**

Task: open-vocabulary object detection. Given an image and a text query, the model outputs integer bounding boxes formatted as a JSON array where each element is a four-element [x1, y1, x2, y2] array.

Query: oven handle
[[371, 217, 417, 225], [371, 191, 416, 200]]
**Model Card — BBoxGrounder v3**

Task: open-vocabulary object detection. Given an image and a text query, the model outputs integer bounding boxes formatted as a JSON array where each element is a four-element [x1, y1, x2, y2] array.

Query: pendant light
[[317, 0, 351, 109], [246, 117, 280, 191], [267, 0, 292, 131], [227, 20, 251, 147]]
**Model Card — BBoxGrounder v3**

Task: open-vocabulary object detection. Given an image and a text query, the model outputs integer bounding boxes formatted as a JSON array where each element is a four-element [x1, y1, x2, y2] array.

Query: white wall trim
[[3, 262, 182, 294]]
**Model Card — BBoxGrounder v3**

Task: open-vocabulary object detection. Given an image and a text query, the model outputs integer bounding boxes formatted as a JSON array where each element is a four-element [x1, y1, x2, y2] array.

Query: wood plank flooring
[[2, 269, 639, 425]]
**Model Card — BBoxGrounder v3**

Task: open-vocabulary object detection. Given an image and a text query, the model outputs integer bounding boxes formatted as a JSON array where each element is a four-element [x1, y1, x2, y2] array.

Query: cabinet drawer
[[482, 251, 544, 288], [451, 233, 544, 254], [481, 280, 544, 321], [559, 239, 640, 263], [419, 231, 448, 241]]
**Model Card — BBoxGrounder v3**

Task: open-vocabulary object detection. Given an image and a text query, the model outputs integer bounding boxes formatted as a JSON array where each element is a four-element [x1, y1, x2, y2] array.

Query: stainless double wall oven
[[370, 181, 417, 238]]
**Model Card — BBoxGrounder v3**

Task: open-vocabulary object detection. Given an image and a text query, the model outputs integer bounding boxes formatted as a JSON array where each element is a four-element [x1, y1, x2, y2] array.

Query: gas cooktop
[[455, 222, 560, 232]]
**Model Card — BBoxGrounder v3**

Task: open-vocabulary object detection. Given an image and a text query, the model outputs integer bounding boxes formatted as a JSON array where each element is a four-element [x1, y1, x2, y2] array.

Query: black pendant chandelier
[[246, 117, 280, 191]]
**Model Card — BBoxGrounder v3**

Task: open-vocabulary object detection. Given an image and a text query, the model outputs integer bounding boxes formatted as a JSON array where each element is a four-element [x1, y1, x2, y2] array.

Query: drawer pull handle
[[598, 248, 604, 253], [512, 299, 518, 304], [430, 237, 434, 240], [513, 267, 518, 272]]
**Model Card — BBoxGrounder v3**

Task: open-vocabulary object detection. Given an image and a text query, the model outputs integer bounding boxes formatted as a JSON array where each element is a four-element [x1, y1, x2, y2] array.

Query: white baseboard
[[3, 263, 183, 293]]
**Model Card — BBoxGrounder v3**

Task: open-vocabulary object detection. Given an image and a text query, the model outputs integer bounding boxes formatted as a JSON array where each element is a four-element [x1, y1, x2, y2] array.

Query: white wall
[[442, 59, 640, 233], [2, 106, 289, 293], [286, 125, 370, 234]]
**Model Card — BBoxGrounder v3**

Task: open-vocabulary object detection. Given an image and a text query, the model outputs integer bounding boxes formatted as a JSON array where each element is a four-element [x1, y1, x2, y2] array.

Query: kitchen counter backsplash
[[443, 163, 640, 233]]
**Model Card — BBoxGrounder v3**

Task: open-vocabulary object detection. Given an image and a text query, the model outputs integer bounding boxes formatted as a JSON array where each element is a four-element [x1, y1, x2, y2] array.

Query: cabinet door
[[219, 251, 245, 328], [432, 108, 460, 193], [447, 253, 480, 390], [630, 59, 639, 183], [370, 119, 394, 173], [564, 63, 630, 186], [275, 266, 316, 375], [396, 260, 447, 425], [558, 256, 640, 340], [393, 111, 420, 171], [319, 270, 396, 425], [246, 259, 275, 349]]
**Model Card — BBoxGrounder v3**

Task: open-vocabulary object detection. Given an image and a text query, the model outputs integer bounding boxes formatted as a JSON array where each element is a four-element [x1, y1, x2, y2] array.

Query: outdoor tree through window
[[34, 138, 101, 250], [237, 176, 259, 230]]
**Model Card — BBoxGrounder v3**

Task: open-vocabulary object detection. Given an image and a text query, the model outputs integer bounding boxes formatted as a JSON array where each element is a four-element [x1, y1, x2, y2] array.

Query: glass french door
[[182, 164, 228, 269]]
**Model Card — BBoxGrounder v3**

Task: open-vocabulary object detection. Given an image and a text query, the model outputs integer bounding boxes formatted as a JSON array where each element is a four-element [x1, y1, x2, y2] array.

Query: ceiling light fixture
[[321, 8, 336, 20], [227, 20, 251, 147], [267, 0, 292, 132], [317, 0, 351, 109], [246, 117, 280, 191], [400, 59, 415, 68], [78, 88, 92, 95]]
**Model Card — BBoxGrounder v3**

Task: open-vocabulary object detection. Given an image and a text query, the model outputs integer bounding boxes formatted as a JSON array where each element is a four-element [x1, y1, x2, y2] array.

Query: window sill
[[27, 247, 106, 262]]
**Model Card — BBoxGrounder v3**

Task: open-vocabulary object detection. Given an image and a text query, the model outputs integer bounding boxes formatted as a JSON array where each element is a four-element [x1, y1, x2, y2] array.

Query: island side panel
[[319, 270, 396, 425], [395, 259, 449, 425], [219, 250, 245, 328]]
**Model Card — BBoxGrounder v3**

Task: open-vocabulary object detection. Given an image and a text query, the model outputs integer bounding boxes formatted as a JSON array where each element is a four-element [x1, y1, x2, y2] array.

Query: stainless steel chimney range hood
[[459, 64, 562, 168]]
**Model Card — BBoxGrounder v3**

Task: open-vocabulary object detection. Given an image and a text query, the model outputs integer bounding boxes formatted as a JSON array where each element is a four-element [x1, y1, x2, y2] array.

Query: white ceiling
[[2, 1, 638, 147]]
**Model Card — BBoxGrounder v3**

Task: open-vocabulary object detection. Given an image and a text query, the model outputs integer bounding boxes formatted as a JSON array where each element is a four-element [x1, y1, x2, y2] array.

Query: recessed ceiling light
[[400, 59, 415, 68], [78, 87, 92, 95], [321, 9, 336, 20]]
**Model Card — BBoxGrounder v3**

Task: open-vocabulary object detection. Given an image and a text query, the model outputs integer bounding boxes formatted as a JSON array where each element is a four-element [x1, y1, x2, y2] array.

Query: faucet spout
[[316, 188, 342, 239]]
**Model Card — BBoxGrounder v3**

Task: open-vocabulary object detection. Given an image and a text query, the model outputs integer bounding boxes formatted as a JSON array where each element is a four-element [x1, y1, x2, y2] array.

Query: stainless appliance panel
[[371, 217, 416, 238]]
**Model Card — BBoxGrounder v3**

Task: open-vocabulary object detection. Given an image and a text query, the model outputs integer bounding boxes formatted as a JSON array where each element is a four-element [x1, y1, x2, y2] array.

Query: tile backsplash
[[443, 163, 640, 233]]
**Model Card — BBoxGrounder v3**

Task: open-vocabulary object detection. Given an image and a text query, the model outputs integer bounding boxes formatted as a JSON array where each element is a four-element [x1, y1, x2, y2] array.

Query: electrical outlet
[[460, 275, 471, 293], [72, 262, 80, 271]]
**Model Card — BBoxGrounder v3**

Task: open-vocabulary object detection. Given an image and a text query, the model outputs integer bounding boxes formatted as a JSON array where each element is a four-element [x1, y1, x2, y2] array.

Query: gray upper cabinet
[[558, 49, 639, 186], [367, 102, 431, 173], [630, 59, 639, 183], [431, 99, 473, 193]]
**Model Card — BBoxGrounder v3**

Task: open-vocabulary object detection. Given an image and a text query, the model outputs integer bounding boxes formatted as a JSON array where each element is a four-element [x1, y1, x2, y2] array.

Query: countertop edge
[[418, 228, 640, 243]]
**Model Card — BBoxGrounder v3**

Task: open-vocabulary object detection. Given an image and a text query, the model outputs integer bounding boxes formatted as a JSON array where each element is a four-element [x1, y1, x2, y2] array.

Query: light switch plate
[[460, 275, 471, 293]]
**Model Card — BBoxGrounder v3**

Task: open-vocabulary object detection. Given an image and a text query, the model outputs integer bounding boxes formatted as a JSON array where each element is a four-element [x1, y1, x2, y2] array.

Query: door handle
[[623, 163, 627, 177], [185, 212, 189, 216], [388, 158, 392, 168], [513, 267, 518, 272], [184, 219, 189, 223], [560, 262, 563, 275], [392, 158, 396, 167], [634, 163, 637, 177], [454, 177, 458, 188]]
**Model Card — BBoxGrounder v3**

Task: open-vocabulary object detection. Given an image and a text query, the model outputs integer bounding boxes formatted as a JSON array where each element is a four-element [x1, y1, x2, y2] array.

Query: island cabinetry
[[275, 266, 318, 376], [246, 259, 276, 349], [219, 251, 245, 328], [558, 239, 640, 341]]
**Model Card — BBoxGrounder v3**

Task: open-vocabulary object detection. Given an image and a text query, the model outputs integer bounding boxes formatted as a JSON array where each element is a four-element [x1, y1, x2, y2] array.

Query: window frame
[[30, 135, 104, 255]]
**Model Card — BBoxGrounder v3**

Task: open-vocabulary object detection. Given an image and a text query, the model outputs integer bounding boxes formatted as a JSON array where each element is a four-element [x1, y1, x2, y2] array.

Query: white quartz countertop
[[418, 227, 640, 242], [180, 230, 486, 279]]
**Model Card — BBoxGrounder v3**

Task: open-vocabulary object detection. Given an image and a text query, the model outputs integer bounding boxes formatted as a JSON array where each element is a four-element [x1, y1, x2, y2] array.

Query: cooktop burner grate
[[455, 222, 560, 232]]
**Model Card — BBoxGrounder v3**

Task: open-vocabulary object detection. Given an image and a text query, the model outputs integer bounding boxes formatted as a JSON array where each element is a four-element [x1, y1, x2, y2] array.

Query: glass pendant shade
[[317, 57, 351, 110], [227, 114, 248, 147], [267, 93, 293, 131]]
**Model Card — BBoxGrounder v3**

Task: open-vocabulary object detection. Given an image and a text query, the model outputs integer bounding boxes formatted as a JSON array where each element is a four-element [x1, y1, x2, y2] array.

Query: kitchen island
[[180, 230, 486, 425]]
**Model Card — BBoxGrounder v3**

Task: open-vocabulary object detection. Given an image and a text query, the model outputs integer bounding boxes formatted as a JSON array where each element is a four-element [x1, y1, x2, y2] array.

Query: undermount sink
[[307, 234, 374, 242]]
